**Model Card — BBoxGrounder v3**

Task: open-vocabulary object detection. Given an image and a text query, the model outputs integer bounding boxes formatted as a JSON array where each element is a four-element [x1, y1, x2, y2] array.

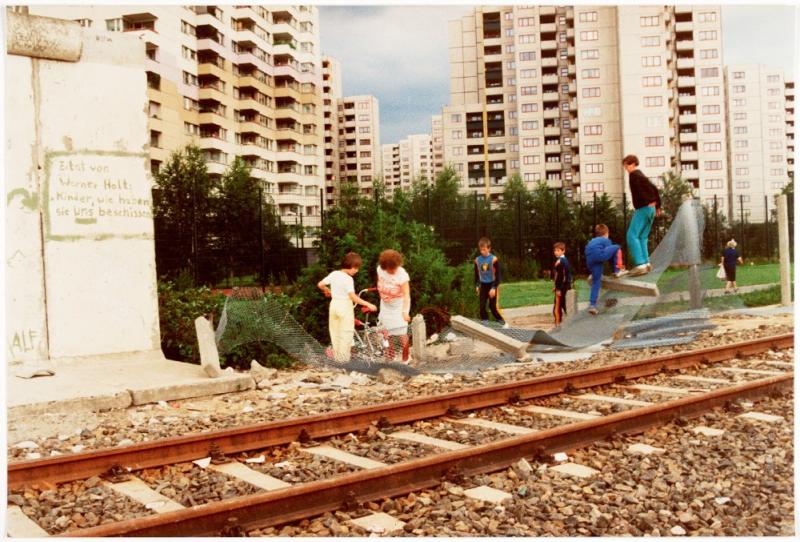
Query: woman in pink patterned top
[[376, 249, 411, 363]]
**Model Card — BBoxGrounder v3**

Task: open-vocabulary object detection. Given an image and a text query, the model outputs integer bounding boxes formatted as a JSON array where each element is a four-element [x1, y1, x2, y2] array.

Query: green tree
[[658, 171, 695, 225], [152, 145, 217, 284]]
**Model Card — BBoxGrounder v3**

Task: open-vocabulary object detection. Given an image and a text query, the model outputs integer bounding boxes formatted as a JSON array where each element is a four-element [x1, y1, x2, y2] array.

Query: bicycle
[[352, 288, 389, 362]]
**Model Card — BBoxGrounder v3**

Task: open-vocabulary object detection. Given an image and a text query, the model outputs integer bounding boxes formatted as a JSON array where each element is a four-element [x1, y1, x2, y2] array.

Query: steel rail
[[58, 373, 793, 537], [8, 333, 793, 490]]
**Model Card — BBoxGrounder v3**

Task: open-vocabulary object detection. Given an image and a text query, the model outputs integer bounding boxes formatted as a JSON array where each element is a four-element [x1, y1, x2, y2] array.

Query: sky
[[319, 4, 798, 145]]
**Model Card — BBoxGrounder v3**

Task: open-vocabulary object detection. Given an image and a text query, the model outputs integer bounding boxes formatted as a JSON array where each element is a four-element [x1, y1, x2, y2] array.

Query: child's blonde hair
[[478, 237, 491, 249]]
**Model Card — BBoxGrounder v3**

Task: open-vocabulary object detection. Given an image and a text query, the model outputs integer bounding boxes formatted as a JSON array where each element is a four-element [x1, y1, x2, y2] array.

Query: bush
[[157, 281, 225, 362]]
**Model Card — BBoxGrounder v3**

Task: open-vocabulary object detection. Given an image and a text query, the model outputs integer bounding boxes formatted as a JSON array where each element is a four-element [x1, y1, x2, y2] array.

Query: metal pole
[[777, 194, 791, 305], [622, 192, 627, 266], [191, 174, 197, 285], [555, 192, 560, 241], [259, 186, 265, 286], [516, 193, 523, 260], [764, 194, 770, 259], [474, 191, 479, 241], [592, 191, 597, 233], [299, 212, 304, 250], [319, 188, 324, 230], [713, 194, 719, 256]]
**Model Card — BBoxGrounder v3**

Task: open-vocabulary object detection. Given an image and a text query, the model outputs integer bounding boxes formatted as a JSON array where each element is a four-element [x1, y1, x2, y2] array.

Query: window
[[767, 88, 781, 96], [508, 127, 518, 136], [183, 97, 199, 111], [646, 156, 666, 168], [732, 71, 746, 79], [450, 114, 462, 123], [701, 104, 721, 114], [519, 51, 536, 61], [580, 30, 599, 41], [582, 87, 600, 98], [106, 18, 122, 31], [358, 101, 370, 110], [562, 119, 570, 128], [522, 120, 538, 130], [148, 100, 161, 118], [579, 11, 598, 22], [769, 141, 782, 150], [733, 98, 746, 107], [640, 16, 660, 27], [585, 182, 605, 192], [704, 160, 722, 170], [519, 34, 536, 44], [504, 11, 513, 20], [521, 103, 538, 113], [582, 68, 600, 79], [641, 35, 660, 47], [359, 151, 371, 158], [767, 74, 781, 83], [507, 93, 517, 102], [698, 11, 717, 23], [702, 123, 721, 133], [768, 101, 780, 110], [772, 181, 785, 190], [584, 144, 603, 154], [735, 153, 748, 162], [770, 154, 784, 163], [523, 138, 539, 147], [451, 130, 462, 139], [585, 163, 604, 173], [181, 45, 196, 60], [559, 32, 567, 43], [704, 179, 723, 189], [581, 49, 600, 60], [701, 86, 720, 96], [583, 106, 601, 117], [769, 127, 782, 136], [732, 85, 746, 94], [507, 78, 516, 86], [522, 155, 539, 165], [768, 114, 781, 122], [505, 28, 514, 37], [645, 136, 664, 147], [699, 49, 719, 59], [561, 101, 570, 111], [75, 18, 92, 28], [358, 114, 370, 121], [510, 159, 520, 169], [559, 48, 568, 59], [150, 130, 161, 148], [642, 76, 662, 87], [184, 122, 199, 136], [506, 61, 517, 70], [358, 126, 370, 133], [735, 168, 749, 176], [733, 126, 747, 134], [698, 30, 718, 40], [645, 116, 661, 127], [643, 96, 662, 107], [700, 67, 719, 78], [703, 142, 722, 152], [182, 71, 198, 86], [180, 19, 196, 36], [641, 56, 661, 67], [733, 112, 747, 120], [584, 125, 602, 135], [770, 168, 785, 176], [521, 86, 537, 96], [524, 173, 541, 182], [508, 111, 517, 119], [520, 69, 536, 78], [517, 17, 535, 26], [734, 140, 748, 149]]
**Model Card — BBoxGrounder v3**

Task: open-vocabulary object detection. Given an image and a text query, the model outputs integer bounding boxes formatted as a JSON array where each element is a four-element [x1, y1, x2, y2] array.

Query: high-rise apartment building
[[322, 56, 342, 207], [442, 5, 728, 211], [382, 134, 435, 190], [336, 95, 382, 196], [786, 80, 795, 184], [431, 114, 445, 176], [725, 65, 792, 222], [31, 4, 325, 230]]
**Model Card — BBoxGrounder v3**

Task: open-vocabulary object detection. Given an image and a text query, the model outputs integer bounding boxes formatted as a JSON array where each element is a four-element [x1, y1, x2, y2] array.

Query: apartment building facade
[[442, 5, 729, 211], [725, 65, 793, 222], [322, 56, 342, 207], [381, 134, 435, 190], [336, 95, 382, 196], [786, 80, 795, 185], [381, 143, 401, 189], [31, 4, 326, 229], [431, 114, 445, 176]]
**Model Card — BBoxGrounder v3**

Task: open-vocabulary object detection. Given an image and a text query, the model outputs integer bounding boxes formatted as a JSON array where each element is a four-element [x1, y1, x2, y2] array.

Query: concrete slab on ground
[[7, 354, 255, 418], [550, 462, 599, 478], [464, 485, 513, 504], [6, 505, 50, 537], [350, 512, 405, 534]]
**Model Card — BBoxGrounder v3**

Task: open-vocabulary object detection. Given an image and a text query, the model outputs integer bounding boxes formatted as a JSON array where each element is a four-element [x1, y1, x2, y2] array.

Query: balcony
[[677, 58, 695, 70], [677, 76, 696, 88], [544, 144, 561, 153], [540, 23, 556, 33], [678, 95, 696, 106], [544, 126, 560, 136], [681, 168, 700, 180], [675, 21, 694, 33], [680, 131, 698, 143], [541, 58, 558, 68], [676, 39, 694, 52], [543, 108, 559, 119], [545, 161, 562, 172], [681, 151, 698, 161], [541, 40, 557, 51], [542, 91, 559, 102], [679, 113, 697, 124], [542, 74, 558, 85], [675, 5, 693, 14]]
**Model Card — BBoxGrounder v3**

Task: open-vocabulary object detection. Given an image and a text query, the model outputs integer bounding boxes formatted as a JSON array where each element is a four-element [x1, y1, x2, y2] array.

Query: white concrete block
[[464, 485, 513, 504], [520, 405, 600, 420], [692, 426, 725, 437], [5, 505, 50, 537], [447, 416, 538, 435], [549, 462, 599, 478], [737, 412, 784, 423], [763, 361, 793, 369], [350, 512, 405, 534], [195, 317, 223, 378], [627, 443, 666, 455], [575, 393, 651, 406], [627, 384, 693, 395], [673, 375, 730, 385], [302, 445, 387, 469], [718, 367, 784, 376], [104, 479, 184, 513], [208, 461, 291, 491], [387, 431, 468, 451]]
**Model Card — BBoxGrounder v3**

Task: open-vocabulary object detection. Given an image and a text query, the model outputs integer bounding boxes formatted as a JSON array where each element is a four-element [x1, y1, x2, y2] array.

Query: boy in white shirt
[[317, 252, 376, 362]]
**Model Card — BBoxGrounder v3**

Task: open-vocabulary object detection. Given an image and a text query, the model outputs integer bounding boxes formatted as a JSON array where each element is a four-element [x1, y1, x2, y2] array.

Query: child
[[317, 252, 377, 362], [376, 249, 412, 363], [584, 224, 627, 315], [474, 237, 508, 328], [552, 242, 572, 326]]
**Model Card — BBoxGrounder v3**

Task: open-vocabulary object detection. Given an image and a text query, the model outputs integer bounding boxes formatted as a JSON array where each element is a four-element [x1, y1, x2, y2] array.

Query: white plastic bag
[[716, 264, 726, 280]]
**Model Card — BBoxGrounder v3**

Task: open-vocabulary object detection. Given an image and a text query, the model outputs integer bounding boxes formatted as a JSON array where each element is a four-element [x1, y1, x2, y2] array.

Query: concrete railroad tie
[[450, 315, 531, 361]]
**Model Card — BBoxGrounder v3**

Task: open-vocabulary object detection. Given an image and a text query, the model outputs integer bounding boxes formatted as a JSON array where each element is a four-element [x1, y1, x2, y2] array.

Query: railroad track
[[6, 333, 793, 537]]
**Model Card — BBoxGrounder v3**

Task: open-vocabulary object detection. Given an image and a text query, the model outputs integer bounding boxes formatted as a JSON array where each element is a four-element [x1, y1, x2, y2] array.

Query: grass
[[498, 262, 790, 310]]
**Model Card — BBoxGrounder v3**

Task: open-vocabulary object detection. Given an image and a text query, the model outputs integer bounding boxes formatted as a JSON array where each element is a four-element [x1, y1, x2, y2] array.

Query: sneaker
[[613, 269, 629, 279], [482, 320, 490, 326], [501, 322, 510, 329], [627, 264, 649, 277], [646, 263, 653, 272], [587, 306, 598, 315]]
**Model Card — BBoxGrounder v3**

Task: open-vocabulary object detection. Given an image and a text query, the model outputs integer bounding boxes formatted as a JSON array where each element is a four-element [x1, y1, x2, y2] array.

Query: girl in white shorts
[[376, 249, 411, 363]]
